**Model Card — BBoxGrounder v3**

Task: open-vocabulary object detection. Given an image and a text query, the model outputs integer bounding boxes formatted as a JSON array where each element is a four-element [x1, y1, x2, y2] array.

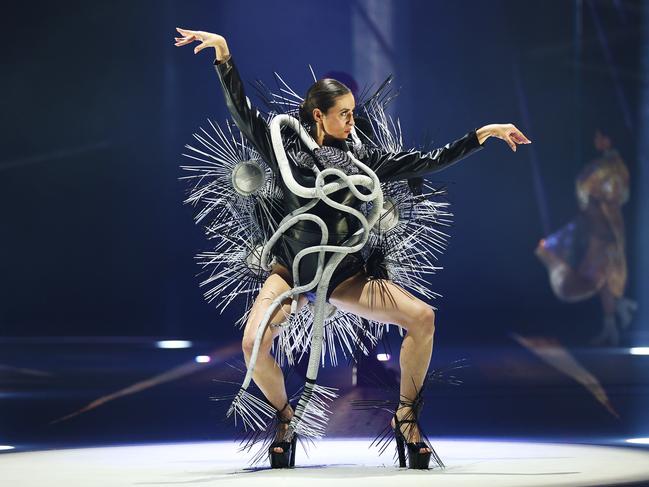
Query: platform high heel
[[268, 402, 297, 468], [393, 414, 431, 469], [391, 399, 440, 470]]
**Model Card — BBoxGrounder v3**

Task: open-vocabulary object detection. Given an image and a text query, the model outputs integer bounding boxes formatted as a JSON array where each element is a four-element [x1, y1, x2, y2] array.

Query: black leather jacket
[[214, 55, 485, 283]]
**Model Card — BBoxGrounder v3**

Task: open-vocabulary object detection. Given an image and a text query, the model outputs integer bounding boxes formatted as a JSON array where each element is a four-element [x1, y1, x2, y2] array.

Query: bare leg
[[535, 240, 602, 301], [242, 264, 307, 453], [330, 272, 436, 453]]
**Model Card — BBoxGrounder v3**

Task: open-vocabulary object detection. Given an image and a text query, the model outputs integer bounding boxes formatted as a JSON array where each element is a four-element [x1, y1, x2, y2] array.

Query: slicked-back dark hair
[[299, 78, 351, 137]]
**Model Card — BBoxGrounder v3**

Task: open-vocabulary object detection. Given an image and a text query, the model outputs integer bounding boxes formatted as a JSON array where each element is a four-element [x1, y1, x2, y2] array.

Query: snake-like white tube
[[236, 115, 382, 433], [268, 115, 374, 198], [290, 165, 378, 290], [241, 212, 328, 389], [290, 150, 382, 431]]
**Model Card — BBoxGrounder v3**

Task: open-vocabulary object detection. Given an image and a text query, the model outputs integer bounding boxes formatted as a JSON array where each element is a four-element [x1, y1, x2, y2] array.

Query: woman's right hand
[[174, 27, 230, 60]]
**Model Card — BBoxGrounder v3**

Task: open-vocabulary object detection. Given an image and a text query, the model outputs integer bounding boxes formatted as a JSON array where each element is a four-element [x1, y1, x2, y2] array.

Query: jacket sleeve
[[213, 55, 278, 173], [365, 129, 485, 182]]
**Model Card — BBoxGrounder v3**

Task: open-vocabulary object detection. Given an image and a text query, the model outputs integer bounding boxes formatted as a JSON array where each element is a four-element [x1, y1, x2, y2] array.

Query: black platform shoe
[[393, 413, 431, 469], [391, 398, 443, 470], [269, 402, 297, 468]]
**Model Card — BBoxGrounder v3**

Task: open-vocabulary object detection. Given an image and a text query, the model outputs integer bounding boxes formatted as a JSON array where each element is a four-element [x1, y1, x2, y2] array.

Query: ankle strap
[[397, 397, 424, 417], [398, 397, 424, 407], [276, 401, 291, 421], [393, 413, 417, 423]]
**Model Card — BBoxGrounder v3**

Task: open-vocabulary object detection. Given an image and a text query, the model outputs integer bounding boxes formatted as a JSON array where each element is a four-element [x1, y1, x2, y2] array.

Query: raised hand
[[477, 123, 532, 151], [174, 27, 230, 59]]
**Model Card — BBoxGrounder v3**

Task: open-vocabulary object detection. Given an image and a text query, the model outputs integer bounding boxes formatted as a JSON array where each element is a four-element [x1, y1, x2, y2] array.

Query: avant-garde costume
[[536, 147, 635, 343], [181, 55, 484, 466]]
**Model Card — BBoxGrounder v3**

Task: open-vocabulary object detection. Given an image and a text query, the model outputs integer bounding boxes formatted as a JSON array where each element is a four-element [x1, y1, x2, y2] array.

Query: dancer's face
[[313, 93, 355, 140]]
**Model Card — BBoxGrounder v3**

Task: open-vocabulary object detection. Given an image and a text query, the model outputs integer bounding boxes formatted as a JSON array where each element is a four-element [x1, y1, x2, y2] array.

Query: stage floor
[[2, 439, 649, 487]]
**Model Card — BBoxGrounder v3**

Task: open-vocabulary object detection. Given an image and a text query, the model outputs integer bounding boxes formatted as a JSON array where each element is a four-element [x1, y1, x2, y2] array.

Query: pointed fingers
[[194, 41, 208, 54], [510, 132, 526, 144], [506, 134, 517, 152], [516, 131, 532, 144], [510, 125, 532, 144], [176, 27, 195, 35], [510, 128, 532, 145], [174, 35, 196, 46], [176, 27, 205, 40]]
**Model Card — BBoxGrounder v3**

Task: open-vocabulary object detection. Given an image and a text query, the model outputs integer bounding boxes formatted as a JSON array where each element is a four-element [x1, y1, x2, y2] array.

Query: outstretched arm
[[368, 124, 531, 182], [175, 28, 278, 172]]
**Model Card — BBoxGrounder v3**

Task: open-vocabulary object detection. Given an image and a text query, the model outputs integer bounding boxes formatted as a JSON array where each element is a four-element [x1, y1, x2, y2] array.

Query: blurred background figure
[[536, 130, 637, 346]]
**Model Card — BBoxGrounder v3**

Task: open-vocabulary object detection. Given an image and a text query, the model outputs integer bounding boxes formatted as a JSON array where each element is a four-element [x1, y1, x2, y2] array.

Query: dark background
[[1, 0, 647, 450], [1, 0, 644, 342]]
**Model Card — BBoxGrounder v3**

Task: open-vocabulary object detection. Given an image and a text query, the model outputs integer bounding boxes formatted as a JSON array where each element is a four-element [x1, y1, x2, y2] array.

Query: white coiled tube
[[233, 115, 382, 437]]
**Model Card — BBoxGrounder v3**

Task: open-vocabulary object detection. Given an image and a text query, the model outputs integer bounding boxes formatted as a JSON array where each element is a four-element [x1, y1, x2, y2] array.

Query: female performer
[[175, 27, 531, 469]]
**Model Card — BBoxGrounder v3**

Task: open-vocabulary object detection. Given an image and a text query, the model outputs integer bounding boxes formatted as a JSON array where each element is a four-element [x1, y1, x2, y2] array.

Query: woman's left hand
[[476, 123, 531, 151]]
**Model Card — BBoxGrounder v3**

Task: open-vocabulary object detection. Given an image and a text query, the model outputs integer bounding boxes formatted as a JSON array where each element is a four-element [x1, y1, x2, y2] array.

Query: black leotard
[[214, 55, 484, 299]]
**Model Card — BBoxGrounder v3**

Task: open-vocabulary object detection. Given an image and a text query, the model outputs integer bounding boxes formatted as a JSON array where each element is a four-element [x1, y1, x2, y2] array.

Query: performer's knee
[[409, 306, 435, 338], [241, 336, 254, 359], [241, 332, 272, 358], [423, 307, 436, 336]]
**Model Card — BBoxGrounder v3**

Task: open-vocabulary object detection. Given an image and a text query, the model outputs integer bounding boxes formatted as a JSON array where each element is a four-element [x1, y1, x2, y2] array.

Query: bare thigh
[[243, 264, 309, 352], [329, 271, 434, 330]]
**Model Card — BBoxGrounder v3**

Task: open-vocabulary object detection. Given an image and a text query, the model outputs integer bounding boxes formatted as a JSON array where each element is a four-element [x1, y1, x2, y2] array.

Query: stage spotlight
[[630, 347, 649, 355], [626, 438, 649, 444], [376, 353, 391, 361], [155, 340, 192, 349], [0, 445, 15, 451], [194, 355, 211, 363]]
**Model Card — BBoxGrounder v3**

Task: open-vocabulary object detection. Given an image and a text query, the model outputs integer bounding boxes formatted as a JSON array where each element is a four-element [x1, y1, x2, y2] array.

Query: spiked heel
[[393, 413, 432, 469]]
